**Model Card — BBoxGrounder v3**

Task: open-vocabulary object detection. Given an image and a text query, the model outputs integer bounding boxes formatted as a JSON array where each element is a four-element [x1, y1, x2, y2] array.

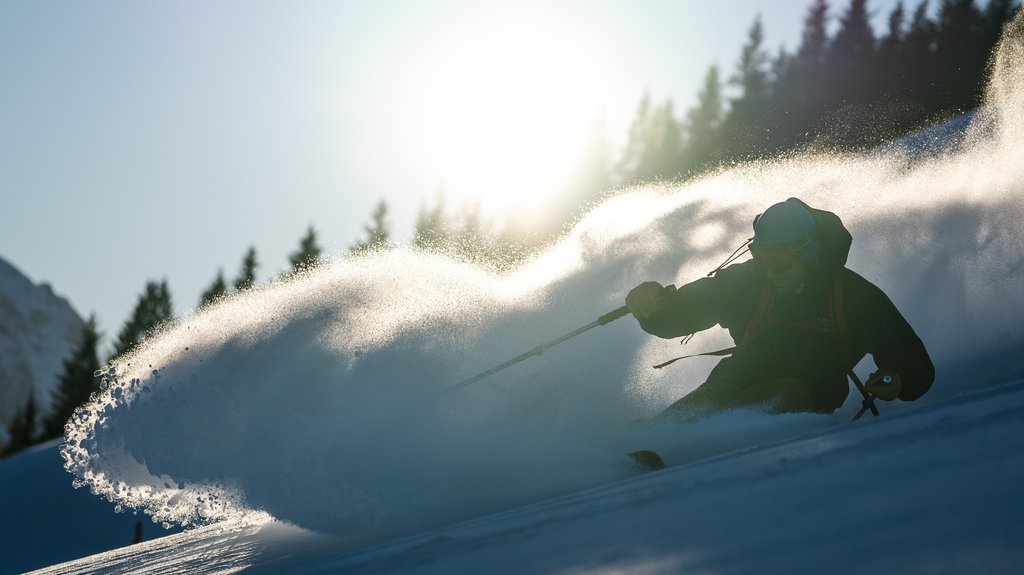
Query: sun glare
[[414, 8, 614, 225]]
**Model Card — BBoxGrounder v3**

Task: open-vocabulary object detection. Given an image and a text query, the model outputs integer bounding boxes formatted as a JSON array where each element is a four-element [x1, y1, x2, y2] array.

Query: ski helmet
[[752, 201, 821, 261]]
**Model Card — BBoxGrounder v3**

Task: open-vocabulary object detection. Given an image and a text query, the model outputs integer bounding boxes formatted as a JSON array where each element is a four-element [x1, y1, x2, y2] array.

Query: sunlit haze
[[405, 4, 619, 218], [1, 0, 920, 334]]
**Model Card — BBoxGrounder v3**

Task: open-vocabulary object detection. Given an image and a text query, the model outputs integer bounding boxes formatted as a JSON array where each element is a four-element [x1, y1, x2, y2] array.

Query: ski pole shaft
[[597, 306, 630, 325], [443, 306, 631, 396]]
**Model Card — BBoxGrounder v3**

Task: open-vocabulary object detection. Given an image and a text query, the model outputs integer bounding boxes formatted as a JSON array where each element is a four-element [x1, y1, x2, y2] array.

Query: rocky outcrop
[[0, 256, 83, 435]]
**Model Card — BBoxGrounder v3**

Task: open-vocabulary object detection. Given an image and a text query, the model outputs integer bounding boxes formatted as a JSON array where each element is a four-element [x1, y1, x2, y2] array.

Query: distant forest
[[3, 0, 1019, 457]]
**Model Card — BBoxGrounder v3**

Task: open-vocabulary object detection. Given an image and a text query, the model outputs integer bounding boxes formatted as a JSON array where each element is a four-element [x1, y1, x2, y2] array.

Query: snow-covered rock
[[0, 255, 83, 440]]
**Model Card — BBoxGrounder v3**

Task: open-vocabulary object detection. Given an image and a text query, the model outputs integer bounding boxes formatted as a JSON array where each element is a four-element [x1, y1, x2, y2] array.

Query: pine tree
[[878, 1, 908, 95], [935, 0, 988, 113], [3, 392, 38, 457], [824, 0, 879, 147], [722, 14, 773, 160], [289, 225, 323, 273], [350, 199, 393, 254], [616, 91, 653, 184], [617, 94, 683, 184], [642, 100, 684, 181], [449, 200, 488, 262], [198, 269, 228, 307], [771, 0, 831, 150], [872, 1, 929, 141], [42, 315, 101, 441], [233, 247, 258, 292], [903, 0, 939, 121], [984, 0, 1018, 47], [112, 279, 174, 359], [413, 188, 448, 251], [798, 0, 831, 69], [681, 65, 725, 176]]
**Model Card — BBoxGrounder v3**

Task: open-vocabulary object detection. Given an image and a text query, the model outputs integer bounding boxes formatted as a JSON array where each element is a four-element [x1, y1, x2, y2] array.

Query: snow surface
[[16, 11, 1024, 575], [0, 440, 182, 575], [28, 379, 1024, 575], [0, 257, 83, 436]]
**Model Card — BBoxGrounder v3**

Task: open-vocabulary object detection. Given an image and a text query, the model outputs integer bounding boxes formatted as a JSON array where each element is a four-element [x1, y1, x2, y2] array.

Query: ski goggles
[[750, 244, 798, 275]]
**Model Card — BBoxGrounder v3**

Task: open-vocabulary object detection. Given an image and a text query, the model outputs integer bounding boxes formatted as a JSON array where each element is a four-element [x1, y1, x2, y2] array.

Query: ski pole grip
[[598, 306, 631, 325]]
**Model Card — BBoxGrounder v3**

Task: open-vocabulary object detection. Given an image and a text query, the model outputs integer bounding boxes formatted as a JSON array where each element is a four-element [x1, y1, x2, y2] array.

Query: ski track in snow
[[49, 11, 1024, 573]]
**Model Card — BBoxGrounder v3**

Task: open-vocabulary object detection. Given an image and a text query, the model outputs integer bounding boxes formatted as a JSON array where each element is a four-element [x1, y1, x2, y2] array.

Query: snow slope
[[22, 11, 1024, 575], [0, 256, 83, 437], [0, 441, 181, 575], [31, 379, 1024, 574]]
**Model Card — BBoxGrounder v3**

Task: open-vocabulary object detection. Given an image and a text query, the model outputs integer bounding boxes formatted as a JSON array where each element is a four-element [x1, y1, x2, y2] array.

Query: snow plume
[[63, 14, 1024, 537]]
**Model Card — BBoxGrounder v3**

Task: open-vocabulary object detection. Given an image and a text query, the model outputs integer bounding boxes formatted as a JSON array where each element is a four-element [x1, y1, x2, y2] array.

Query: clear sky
[[0, 0, 911, 339]]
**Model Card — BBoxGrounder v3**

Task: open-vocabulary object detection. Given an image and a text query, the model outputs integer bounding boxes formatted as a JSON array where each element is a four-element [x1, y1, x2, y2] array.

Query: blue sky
[[1, 0, 912, 339]]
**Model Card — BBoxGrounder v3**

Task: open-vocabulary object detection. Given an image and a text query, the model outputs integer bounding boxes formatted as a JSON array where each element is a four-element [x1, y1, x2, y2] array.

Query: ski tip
[[627, 449, 666, 472]]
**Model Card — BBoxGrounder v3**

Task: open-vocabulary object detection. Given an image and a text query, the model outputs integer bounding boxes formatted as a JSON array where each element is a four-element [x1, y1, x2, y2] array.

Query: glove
[[864, 369, 902, 401], [626, 281, 665, 319]]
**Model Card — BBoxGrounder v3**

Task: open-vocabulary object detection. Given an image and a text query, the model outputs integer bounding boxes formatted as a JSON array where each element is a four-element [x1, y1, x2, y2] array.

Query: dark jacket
[[637, 259, 935, 412]]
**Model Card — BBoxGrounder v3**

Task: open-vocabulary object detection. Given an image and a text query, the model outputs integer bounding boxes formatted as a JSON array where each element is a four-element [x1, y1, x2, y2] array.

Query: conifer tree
[[902, 0, 940, 124], [878, 1, 908, 95], [775, 0, 832, 147], [681, 65, 724, 175], [722, 15, 773, 160], [935, 0, 988, 112], [798, 0, 831, 69], [984, 0, 1018, 47], [199, 269, 228, 307], [3, 392, 38, 457], [643, 101, 684, 181], [350, 199, 393, 254], [617, 94, 683, 184], [616, 91, 652, 183], [42, 315, 101, 440], [828, 0, 877, 94], [825, 0, 878, 146], [234, 247, 258, 291], [112, 279, 174, 359], [414, 186, 448, 251], [448, 201, 489, 262], [289, 225, 323, 273]]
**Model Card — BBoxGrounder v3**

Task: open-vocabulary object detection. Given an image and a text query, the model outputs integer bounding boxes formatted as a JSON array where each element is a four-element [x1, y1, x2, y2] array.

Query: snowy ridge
[[49, 11, 1024, 574], [0, 256, 83, 436]]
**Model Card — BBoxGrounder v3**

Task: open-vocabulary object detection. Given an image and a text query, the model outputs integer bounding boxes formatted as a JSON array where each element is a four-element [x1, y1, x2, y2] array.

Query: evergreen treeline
[[4, 0, 1016, 458], [616, 0, 1020, 185]]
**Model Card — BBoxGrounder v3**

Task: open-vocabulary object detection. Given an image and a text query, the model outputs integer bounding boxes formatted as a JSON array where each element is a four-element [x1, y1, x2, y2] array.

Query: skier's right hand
[[865, 369, 902, 401], [626, 281, 665, 319]]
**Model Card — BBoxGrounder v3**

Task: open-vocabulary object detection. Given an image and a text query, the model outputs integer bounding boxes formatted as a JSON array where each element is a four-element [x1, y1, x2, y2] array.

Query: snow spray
[[63, 13, 1024, 537]]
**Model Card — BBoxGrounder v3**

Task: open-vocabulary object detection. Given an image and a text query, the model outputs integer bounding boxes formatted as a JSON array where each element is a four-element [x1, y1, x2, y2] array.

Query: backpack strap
[[653, 286, 774, 369], [741, 286, 775, 347], [830, 274, 851, 366], [652, 346, 737, 369]]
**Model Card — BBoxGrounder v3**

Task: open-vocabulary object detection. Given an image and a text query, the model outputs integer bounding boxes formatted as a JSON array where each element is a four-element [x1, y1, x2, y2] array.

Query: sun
[[413, 7, 614, 226]]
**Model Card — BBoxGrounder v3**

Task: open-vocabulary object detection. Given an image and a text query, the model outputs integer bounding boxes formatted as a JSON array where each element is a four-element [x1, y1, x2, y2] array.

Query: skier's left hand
[[865, 369, 902, 401]]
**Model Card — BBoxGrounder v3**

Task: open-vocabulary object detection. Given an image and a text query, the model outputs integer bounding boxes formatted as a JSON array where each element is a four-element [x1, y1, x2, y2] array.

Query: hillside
[[0, 257, 82, 441]]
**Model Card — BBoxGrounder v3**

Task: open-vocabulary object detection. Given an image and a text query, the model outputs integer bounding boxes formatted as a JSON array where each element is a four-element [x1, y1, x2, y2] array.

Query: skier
[[625, 198, 935, 421]]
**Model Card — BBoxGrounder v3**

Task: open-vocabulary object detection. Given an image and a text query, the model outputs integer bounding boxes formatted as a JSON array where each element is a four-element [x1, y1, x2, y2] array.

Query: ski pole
[[852, 372, 895, 421], [442, 306, 631, 396]]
